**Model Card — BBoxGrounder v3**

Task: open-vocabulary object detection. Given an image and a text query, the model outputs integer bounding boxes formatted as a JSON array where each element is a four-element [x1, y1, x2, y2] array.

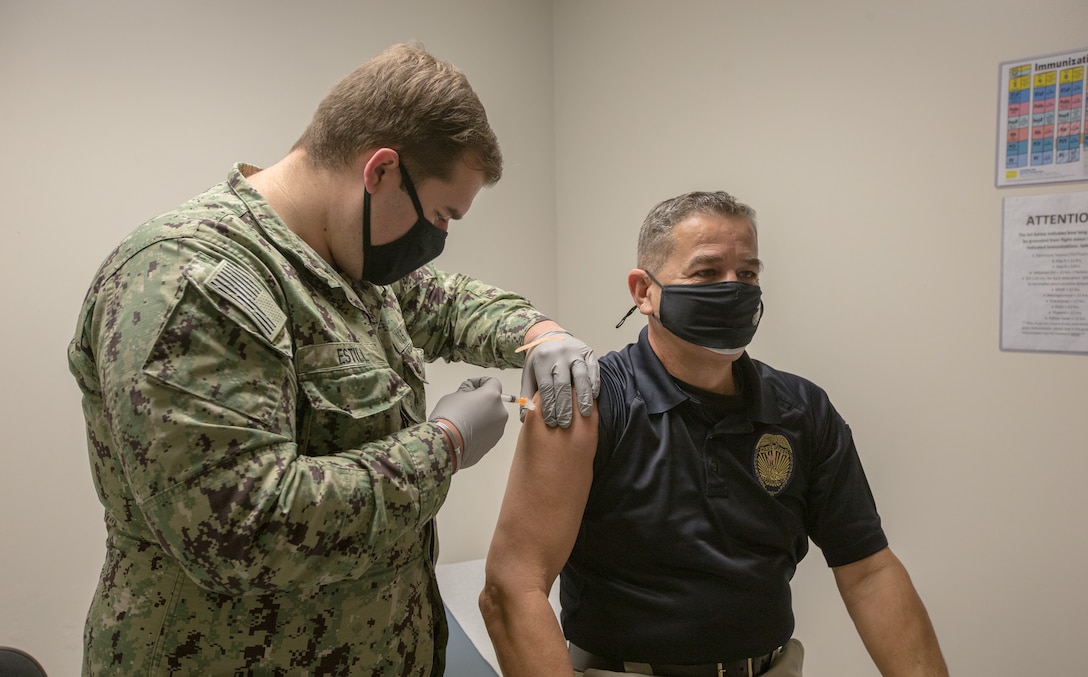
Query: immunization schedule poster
[[1002, 191, 1088, 354], [997, 48, 1088, 187]]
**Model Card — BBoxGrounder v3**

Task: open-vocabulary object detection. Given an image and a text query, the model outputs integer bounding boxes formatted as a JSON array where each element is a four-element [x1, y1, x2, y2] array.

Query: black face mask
[[361, 163, 447, 285], [641, 271, 764, 354]]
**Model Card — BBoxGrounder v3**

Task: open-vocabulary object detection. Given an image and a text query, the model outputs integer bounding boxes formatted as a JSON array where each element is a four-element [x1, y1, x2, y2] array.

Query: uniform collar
[[227, 163, 368, 308], [630, 327, 781, 424]]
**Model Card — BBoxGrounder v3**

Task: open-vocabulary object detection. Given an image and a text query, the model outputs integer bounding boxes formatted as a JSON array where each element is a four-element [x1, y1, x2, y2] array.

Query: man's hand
[[429, 377, 508, 470], [519, 330, 600, 427]]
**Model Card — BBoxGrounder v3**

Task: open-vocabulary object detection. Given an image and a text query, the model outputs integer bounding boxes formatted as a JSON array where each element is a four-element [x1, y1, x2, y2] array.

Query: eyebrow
[[687, 253, 764, 271]]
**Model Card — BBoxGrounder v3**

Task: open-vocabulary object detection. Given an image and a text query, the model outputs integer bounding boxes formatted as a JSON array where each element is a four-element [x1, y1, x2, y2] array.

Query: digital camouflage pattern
[[67, 164, 546, 675]]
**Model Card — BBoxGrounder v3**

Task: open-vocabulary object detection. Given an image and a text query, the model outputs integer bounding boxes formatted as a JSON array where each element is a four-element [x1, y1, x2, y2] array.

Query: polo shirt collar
[[734, 350, 782, 425], [628, 328, 687, 415], [629, 327, 781, 424]]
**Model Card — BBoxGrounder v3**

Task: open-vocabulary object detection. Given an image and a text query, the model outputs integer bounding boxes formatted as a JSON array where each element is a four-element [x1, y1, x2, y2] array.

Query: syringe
[[501, 394, 536, 410]]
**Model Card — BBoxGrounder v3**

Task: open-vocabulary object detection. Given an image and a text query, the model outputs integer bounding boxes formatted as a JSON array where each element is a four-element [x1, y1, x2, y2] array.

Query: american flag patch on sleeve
[[205, 259, 287, 340]]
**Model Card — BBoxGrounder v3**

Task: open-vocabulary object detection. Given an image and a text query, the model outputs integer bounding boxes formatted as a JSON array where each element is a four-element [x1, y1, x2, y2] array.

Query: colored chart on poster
[[997, 49, 1088, 187]]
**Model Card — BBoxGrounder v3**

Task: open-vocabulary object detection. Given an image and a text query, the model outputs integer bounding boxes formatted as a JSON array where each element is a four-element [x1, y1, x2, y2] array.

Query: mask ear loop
[[616, 269, 659, 328], [398, 162, 427, 218], [615, 305, 637, 328], [362, 189, 373, 251]]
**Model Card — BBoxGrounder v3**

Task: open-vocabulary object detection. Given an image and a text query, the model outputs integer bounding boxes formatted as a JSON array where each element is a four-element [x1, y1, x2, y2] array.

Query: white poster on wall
[[1002, 191, 1088, 354]]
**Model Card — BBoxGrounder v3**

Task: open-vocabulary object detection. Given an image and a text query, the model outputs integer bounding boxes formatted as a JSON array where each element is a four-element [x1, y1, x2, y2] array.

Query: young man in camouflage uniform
[[68, 43, 598, 675]]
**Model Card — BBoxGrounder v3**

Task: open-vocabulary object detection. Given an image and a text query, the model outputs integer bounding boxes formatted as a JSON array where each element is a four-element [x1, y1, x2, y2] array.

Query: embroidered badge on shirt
[[205, 259, 287, 340], [754, 433, 794, 495]]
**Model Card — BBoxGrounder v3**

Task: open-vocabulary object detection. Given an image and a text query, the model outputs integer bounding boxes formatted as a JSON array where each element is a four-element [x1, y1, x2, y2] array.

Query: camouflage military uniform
[[67, 164, 545, 675]]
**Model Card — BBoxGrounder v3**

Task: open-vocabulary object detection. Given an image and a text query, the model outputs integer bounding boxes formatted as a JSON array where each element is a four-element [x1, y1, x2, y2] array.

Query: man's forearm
[[835, 549, 949, 676], [480, 586, 573, 676]]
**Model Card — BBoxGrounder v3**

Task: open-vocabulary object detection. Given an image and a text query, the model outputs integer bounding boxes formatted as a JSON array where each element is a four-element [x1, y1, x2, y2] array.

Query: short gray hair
[[637, 191, 757, 272]]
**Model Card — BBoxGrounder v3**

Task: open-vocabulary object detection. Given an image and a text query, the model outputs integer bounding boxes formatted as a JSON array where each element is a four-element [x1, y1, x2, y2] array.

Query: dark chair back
[[0, 647, 47, 676]]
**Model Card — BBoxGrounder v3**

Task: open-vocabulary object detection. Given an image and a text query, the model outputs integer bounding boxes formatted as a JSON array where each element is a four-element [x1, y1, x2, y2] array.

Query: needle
[[501, 394, 536, 410]]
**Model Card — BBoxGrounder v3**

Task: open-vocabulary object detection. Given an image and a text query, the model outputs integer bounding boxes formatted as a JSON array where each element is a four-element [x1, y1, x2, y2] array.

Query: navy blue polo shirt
[[560, 328, 887, 663]]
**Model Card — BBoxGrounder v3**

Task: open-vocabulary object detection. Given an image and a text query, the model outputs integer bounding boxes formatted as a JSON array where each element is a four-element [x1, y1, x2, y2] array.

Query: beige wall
[[553, 1, 1088, 675], [2, 0, 1086, 675]]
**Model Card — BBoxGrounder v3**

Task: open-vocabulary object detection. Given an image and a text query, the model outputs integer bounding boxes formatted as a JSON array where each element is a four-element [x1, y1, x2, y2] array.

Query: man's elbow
[[479, 562, 540, 629], [478, 577, 509, 631]]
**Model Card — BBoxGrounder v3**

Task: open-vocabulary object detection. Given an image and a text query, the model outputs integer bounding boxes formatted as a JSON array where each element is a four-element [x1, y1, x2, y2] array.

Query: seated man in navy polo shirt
[[479, 191, 949, 676]]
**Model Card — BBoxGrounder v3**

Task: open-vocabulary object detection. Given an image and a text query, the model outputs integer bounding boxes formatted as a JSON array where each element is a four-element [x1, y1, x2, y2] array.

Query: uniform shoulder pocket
[[142, 252, 293, 428]]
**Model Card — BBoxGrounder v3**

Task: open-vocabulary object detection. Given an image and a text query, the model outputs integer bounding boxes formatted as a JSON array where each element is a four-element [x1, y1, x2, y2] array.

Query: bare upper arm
[[484, 394, 598, 594], [832, 546, 912, 607]]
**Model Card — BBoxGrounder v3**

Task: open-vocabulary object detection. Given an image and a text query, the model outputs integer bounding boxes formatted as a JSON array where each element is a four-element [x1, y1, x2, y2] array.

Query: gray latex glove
[[428, 376, 508, 471], [519, 330, 601, 428]]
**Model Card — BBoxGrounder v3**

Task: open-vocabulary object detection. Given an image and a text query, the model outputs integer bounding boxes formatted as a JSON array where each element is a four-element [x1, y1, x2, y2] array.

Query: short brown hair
[[637, 191, 758, 273], [293, 42, 502, 185]]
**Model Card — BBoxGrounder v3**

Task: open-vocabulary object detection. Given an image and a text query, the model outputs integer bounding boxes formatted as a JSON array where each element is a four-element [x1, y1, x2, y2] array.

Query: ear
[[361, 148, 401, 193], [627, 268, 655, 316]]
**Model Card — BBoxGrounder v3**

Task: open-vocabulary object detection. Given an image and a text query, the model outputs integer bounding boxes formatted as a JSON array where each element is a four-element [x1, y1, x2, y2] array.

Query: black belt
[[569, 642, 782, 677]]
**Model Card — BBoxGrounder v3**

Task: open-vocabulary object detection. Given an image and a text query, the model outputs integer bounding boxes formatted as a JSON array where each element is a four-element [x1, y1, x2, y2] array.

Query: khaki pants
[[574, 638, 804, 677]]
